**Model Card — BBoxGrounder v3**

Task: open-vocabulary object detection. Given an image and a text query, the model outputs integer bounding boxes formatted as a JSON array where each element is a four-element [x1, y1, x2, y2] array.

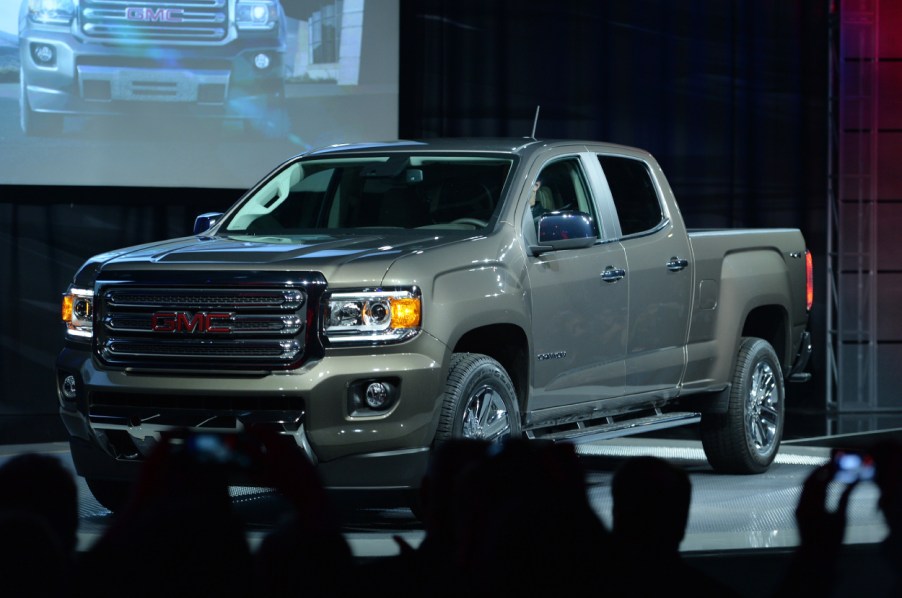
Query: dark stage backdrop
[[0, 0, 829, 443]]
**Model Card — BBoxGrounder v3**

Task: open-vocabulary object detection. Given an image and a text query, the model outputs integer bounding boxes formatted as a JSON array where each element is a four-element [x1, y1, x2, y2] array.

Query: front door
[[524, 155, 628, 411]]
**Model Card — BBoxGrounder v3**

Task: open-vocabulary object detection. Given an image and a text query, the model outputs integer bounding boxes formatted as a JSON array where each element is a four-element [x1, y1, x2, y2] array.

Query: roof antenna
[[530, 105, 541, 139]]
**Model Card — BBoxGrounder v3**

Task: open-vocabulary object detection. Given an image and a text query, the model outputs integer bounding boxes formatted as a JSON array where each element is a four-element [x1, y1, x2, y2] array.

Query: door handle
[[601, 266, 626, 282], [666, 257, 689, 272]]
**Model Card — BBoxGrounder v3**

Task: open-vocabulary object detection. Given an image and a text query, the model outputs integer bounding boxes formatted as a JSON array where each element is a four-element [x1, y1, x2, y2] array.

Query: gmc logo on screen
[[125, 7, 184, 22], [151, 312, 232, 333]]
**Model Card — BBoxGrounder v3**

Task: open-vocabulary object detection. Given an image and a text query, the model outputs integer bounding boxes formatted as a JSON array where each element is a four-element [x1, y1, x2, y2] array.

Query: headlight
[[236, 0, 278, 30], [28, 0, 76, 25], [62, 287, 93, 339], [324, 290, 421, 344]]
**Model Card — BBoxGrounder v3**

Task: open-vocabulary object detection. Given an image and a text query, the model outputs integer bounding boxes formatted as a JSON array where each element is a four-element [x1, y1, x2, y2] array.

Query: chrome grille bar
[[80, 0, 228, 43], [95, 280, 322, 370]]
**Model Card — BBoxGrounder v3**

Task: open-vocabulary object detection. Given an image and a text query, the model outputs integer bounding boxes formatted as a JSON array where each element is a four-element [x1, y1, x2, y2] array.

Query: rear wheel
[[701, 337, 785, 474], [85, 478, 132, 513]]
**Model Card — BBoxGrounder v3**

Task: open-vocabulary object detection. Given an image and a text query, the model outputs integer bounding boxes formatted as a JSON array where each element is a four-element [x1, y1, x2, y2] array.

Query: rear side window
[[597, 155, 662, 236]]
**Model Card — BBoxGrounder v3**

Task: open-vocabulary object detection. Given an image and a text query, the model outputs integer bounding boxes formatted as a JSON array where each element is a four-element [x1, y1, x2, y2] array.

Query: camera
[[831, 448, 875, 484]]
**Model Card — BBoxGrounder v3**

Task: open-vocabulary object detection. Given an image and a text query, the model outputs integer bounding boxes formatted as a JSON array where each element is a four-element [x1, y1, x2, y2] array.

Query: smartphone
[[181, 432, 254, 470], [831, 448, 876, 484]]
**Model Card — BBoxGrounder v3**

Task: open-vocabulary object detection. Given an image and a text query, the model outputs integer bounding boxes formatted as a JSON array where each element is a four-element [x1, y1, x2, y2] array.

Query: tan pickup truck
[[57, 139, 812, 510]]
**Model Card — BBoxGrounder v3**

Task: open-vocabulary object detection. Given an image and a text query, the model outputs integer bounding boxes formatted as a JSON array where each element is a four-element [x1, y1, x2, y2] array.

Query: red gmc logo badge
[[125, 7, 184, 22], [151, 312, 232, 333]]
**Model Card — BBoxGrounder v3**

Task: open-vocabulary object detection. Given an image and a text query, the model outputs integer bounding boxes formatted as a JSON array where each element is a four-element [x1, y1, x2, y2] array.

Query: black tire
[[435, 353, 521, 444], [701, 337, 785, 474], [20, 75, 63, 137], [85, 478, 132, 513]]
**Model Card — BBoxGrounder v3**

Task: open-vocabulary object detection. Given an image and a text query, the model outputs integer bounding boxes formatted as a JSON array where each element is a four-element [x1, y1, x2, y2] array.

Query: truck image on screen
[[18, 0, 287, 136]]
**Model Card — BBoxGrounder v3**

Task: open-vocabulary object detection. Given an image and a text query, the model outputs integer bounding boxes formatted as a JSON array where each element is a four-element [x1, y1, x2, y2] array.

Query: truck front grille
[[80, 0, 229, 43], [95, 278, 325, 371]]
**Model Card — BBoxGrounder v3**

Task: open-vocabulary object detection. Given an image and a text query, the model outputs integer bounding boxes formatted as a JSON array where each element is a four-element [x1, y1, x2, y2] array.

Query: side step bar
[[525, 410, 701, 445]]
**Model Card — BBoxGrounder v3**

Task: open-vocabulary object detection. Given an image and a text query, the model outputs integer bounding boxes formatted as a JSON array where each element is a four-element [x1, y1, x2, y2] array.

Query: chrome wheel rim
[[461, 384, 511, 442], [746, 360, 780, 455]]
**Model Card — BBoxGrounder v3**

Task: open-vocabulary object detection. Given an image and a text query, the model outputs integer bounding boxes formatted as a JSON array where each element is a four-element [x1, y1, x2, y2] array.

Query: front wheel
[[436, 353, 521, 444], [701, 337, 785, 474]]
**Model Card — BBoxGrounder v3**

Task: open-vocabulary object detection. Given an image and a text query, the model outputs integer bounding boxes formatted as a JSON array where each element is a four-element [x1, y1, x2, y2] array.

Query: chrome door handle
[[601, 266, 626, 282], [666, 257, 689, 271]]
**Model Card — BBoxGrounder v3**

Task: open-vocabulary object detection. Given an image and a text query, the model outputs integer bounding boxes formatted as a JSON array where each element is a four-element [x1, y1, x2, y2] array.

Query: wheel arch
[[742, 304, 790, 371]]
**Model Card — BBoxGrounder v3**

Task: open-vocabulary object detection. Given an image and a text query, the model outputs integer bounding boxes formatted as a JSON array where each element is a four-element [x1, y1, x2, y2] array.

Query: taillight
[[805, 250, 813, 312]]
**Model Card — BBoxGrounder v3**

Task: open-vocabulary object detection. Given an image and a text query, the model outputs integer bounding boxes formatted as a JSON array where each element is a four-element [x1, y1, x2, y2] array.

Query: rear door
[[594, 153, 692, 395]]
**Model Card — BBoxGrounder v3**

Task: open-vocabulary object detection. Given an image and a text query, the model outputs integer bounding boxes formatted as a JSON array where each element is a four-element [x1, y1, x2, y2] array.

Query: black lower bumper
[[69, 436, 430, 491]]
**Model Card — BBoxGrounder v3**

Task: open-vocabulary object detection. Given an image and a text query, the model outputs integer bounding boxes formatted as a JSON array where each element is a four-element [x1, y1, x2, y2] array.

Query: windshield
[[223, 154, 515, 235]]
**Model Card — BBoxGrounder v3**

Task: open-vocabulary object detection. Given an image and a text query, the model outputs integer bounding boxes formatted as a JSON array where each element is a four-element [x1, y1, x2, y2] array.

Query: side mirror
[[530, 211, 597, 256], [193, 212, 223, 235]]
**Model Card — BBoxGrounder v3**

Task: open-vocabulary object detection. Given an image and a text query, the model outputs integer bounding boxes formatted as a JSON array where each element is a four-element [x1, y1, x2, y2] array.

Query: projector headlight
[[236, 0, 278, 30], [324, 290, 421, 344], [28, 0, 76, 25], [62, 286, 94, 339]]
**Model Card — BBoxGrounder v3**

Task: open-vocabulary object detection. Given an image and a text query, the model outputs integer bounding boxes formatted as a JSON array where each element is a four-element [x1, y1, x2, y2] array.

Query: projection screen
[[0, 0, 398, 188]]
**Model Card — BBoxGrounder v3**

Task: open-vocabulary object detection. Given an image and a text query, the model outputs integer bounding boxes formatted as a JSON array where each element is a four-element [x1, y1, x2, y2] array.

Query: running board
[[525, 411, 701, 444]]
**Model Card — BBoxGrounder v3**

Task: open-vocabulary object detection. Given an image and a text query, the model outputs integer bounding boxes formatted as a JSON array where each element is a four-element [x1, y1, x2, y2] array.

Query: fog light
[[61, 375, 77, 401], [32, 43, 56, 65], [365, 382, 390, 410], [254, 53, 270, 70]]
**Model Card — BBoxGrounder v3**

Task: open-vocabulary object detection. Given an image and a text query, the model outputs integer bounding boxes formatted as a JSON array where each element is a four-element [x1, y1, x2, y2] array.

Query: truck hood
[[80, 231, 480, 287]]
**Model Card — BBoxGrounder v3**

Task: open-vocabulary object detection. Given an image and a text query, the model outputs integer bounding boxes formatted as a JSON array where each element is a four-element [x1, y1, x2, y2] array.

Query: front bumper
[[57, 332, 448, 490], [21, 30, 284, 118]]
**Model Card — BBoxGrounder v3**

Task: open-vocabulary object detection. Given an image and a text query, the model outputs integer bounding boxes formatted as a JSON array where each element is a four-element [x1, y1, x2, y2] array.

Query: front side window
[[223, 154, 515, 234], [597, 155, 663, 236], [528, 157, 599, 237]]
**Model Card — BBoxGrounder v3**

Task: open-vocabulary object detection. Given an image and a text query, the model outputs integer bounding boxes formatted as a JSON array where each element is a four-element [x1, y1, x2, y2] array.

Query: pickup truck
[[19, 0, 287, 136], [57, 139, 813, 511]]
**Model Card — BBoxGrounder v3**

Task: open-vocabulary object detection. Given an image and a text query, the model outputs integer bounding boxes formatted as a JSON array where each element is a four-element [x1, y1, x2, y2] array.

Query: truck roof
[[306, 138, 647, 160]]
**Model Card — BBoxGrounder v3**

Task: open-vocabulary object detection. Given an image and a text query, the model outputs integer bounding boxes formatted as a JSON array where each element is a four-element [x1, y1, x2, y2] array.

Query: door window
[[597, 156, 662, 236], [529, 157, 599, 236]]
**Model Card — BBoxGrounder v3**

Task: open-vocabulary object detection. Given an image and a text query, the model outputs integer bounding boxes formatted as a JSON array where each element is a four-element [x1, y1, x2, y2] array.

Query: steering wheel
[[449, 217, 488, 228]]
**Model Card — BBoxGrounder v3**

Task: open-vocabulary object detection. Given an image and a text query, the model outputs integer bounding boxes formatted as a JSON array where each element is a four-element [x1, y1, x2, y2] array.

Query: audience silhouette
[[451, 438, 610, 595], [608, 455, 739, 597], [2, 433, 901, 597], [873, 439, 902, 596], [76, 431, 255, 596], [0, 453, 79, 596], [351, 437, 493, 597], [777, 439, 902, 597]]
